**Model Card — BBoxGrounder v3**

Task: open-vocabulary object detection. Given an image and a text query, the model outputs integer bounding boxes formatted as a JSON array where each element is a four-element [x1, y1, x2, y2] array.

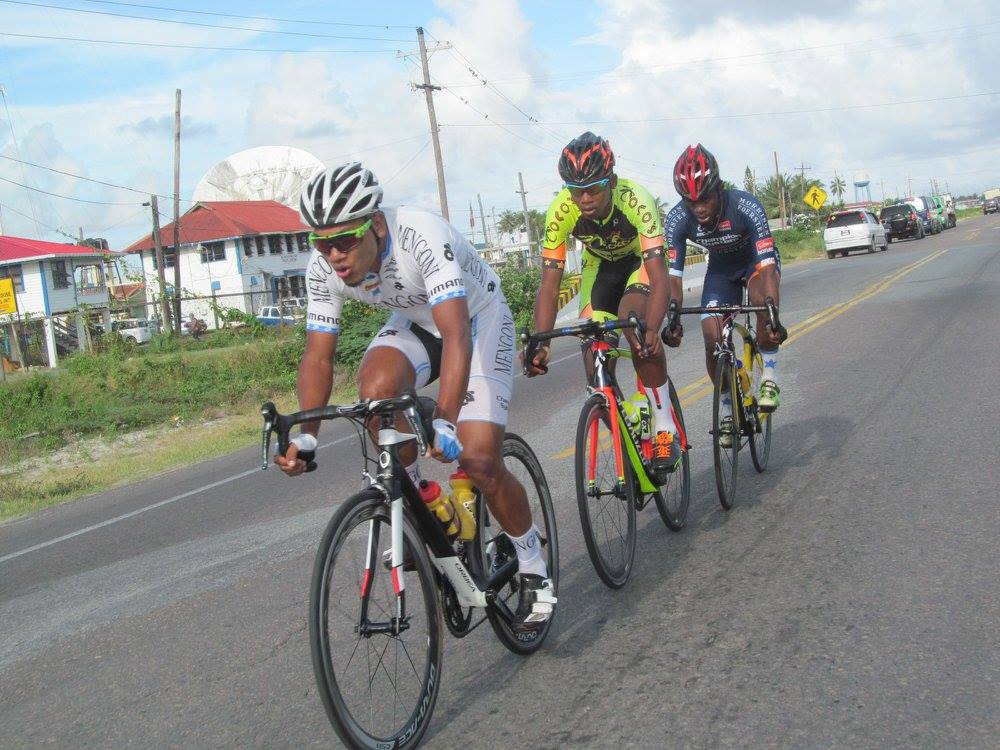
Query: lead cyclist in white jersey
[[274, 162, 555, 632]]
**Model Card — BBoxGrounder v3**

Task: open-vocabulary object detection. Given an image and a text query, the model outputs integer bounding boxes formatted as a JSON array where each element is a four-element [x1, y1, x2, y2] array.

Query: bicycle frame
[[585, 339, 689, 497]]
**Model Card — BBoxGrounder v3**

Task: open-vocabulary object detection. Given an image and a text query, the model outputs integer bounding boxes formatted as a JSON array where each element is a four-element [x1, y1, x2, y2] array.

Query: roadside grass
[[0, 376, 358, 521], [955, 206, 985, 222], [773, 227, 825, 263]]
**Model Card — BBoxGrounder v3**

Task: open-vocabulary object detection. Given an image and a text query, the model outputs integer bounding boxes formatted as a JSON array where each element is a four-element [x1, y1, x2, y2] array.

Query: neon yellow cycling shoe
[[758, 380, 780, 413]]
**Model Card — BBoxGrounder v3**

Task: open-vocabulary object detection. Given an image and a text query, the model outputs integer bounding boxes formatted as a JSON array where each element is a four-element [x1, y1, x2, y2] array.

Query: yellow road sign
[[804, 185, 827, 209], [0, 278, 18, 315]]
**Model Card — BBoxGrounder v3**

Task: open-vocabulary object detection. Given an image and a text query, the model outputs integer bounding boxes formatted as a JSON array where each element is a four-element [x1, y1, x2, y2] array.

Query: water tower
[[853, 171, 871, 204]]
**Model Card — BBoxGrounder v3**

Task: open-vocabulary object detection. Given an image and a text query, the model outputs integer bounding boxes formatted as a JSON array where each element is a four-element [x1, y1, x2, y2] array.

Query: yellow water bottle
[[448, 469, 478, 542], [419, 480, 459, 539]]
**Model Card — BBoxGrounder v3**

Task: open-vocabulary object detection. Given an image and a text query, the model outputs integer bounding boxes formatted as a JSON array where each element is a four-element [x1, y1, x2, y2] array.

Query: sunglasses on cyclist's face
[[565, 178, 611, 198], [308, 218, 373, 254]]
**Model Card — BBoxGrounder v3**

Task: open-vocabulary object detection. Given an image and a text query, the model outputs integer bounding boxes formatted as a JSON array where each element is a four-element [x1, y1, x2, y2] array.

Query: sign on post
[[803, 186, 827, 210], [0, 278, 18, 315]]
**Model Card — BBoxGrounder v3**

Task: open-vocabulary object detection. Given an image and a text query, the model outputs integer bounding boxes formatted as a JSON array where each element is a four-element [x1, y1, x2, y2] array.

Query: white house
[[0, 234, 115, 367], [124, 200, 311, 325]]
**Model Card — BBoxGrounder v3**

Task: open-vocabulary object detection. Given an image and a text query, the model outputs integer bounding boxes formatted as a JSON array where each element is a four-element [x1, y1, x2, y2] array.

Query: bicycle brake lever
[[260, 402, 276, 470], [404, 405, 428, 456]]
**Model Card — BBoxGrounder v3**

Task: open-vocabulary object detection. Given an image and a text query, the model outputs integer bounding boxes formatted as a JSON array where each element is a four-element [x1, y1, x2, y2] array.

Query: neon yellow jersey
[[542, 179, 664, 267]]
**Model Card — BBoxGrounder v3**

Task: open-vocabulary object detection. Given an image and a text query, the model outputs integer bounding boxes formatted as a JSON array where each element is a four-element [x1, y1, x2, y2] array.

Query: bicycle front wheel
[[748, 352, 773, 473], [310, 491, 442, 750], [653, 379, 691, 531], [575, 393, 636, 588], [712, 352, 740, 510], [475, 433, 559, 655]]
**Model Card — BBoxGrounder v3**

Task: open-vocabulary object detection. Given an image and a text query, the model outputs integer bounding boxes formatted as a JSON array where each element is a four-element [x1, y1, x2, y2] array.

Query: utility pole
[[477, 194, 490, 247], [517, 172, 535, 258], [149, 194, 171, 331], [880, 179, 885, 203], [774, 151, 786, 229], [400, 28, 452, 221], [172, 88, 182, 334], [798, 161, 813, 215], [906, 175, 913, 198]]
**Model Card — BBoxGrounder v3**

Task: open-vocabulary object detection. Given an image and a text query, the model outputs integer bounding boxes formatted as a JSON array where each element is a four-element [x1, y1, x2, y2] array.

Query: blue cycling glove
[[432, 418, 463, 461]]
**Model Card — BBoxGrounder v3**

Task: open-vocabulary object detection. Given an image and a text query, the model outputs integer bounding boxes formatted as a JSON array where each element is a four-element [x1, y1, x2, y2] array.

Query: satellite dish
[[852, 171, 870, 188], [193, 146, 323, 206]]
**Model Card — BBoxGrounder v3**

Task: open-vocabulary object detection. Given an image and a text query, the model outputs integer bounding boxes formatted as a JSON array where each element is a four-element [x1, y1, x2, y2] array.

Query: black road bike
[[261, 393, 557, 749]]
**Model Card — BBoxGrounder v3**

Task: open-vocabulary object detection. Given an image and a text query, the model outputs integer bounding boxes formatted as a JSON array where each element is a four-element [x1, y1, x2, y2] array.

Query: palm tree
[[743, 165, 756, 196], [653, 195, 670, 226], [830, 172, 847, 207]]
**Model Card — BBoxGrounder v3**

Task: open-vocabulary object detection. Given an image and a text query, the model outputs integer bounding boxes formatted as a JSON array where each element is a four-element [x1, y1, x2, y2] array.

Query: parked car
[[823, 210, 888, 258], [256, 305, 298, 327], [108, 318, 153, 344], [984, 198, 999, 215], [904, 197, 942, 234], [879, 204, 924, 242], [280, 297, 307, 318]]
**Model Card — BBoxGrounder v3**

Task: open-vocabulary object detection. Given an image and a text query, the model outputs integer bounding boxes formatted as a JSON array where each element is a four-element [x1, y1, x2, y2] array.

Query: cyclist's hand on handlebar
[[430, 418, 463, 462], [521, 344, 550, 377], [662, 322, 684, 348], [274, 434, 317, 477], [634, 328, 662, 359]]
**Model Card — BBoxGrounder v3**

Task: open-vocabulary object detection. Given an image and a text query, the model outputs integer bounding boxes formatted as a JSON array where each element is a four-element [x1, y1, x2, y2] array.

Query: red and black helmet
[[558, 131, 615, 185], [673, 144, 721, 201]]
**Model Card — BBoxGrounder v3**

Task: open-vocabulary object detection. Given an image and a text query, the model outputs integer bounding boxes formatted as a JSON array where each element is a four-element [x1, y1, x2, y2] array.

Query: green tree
[[497, 209, 545, 245], [495, 260, 541, 331], [830, 173, 847, 207], [757, 173, 792, 219], [653, 195, 670, 226], [743, 165, 756, 196]]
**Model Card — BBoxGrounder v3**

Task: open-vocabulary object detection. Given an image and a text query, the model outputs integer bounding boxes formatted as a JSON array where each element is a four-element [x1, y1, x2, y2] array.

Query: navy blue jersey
[[664, 189, 777, 276]]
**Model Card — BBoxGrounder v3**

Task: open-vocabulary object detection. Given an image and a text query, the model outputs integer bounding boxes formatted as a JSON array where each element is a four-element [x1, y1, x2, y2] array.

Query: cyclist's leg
[[617, 265, 680, 472], [585, 255, 635, 381], [357, 316, 438, 472], [458, 298, 554, 626], [746, 253, 782, 409], [699, 262, 744, 382]]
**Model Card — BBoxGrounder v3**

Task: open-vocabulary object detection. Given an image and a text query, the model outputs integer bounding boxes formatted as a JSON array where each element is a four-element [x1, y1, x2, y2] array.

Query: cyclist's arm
[[640, 238, 669, 333], [297, 331, 337, 438], [534, 192, 573, 335], [430, 297, 472, 424]]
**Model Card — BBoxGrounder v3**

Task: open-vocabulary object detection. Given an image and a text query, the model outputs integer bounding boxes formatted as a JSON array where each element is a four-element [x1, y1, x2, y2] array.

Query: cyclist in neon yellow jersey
[[526, 132, 680, 479]]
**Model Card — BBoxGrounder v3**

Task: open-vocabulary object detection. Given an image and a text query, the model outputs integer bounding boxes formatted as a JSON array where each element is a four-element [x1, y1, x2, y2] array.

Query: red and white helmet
[[673, 144, 721, 201]]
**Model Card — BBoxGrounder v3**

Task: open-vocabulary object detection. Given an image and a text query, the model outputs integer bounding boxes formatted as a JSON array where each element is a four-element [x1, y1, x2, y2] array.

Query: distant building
[[0, 234, 116, 366], [124, 200, 310, 324]]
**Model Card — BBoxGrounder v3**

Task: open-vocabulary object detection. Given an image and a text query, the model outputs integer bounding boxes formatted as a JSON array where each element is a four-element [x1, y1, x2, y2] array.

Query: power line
[[0, 153, 192, 201], [0, 175, 140, 205], [0, 200, 65, 235], [441, 91, 1000, 127], [436, 20, 1000, 89], [0, 31, 398, 54], [0, 0, 413, 42], [381, 139, 432, 186], [72, 0, 416, 29]]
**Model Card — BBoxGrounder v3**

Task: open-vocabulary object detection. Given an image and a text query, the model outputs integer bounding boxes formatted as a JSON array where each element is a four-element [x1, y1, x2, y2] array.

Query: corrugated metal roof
[[0, 235, 118, 265], [124, 200, 308, 253]]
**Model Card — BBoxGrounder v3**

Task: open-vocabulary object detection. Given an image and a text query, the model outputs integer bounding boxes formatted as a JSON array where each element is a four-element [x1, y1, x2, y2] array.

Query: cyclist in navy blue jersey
[[663, 145, 786, 444]]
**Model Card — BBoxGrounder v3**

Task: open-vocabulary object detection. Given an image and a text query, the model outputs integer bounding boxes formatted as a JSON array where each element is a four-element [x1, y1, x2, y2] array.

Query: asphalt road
[[2, 215, 999, 748]]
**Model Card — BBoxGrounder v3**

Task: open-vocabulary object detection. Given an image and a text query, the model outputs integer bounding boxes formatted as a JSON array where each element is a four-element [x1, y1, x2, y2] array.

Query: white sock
[[643, 382, 678, 435], [404, 461, 422, 486], [507, 524, 548, 578], [760, 349, 779, 384]]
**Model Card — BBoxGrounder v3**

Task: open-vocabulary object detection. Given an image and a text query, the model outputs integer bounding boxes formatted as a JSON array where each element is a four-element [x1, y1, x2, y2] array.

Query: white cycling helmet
[[299, 162, 383, 228]]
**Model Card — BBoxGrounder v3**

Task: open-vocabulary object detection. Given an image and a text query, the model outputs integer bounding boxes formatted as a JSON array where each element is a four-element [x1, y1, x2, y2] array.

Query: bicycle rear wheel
[[748, 352, 773, 473], [712, 352, 740, 510], [575, 393, 636, 588], [473, 433, 559, 655], [653, 379, 691, 531], [310, 491, 442, 750]]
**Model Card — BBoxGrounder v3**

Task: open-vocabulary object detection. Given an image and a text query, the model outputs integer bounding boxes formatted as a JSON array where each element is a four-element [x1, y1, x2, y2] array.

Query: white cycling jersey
[[305, 205, 501, 337]]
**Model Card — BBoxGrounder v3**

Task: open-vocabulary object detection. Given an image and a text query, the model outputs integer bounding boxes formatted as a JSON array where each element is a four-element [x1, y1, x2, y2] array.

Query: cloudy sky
[[1, 0, 998, 249]]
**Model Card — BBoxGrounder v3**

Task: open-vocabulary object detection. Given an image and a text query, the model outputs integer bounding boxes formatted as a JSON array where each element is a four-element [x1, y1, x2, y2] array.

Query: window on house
[[289, 274, 306, 297], [52, 259, 71, 289], [296, 233, 310, 253], [243, 237, 253, 257], [0, 264, 25, 293], [150, 248, 177, 269], [200, 241, 226, 263], [268, 235, 283, 255], [285, 234, 295, 253], [255, 236, 266, 256]]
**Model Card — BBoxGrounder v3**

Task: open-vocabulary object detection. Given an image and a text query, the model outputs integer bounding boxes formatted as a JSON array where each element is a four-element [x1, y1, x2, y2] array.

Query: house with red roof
[[1, 234, 117, 366], [124, 200, 311, 321]]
